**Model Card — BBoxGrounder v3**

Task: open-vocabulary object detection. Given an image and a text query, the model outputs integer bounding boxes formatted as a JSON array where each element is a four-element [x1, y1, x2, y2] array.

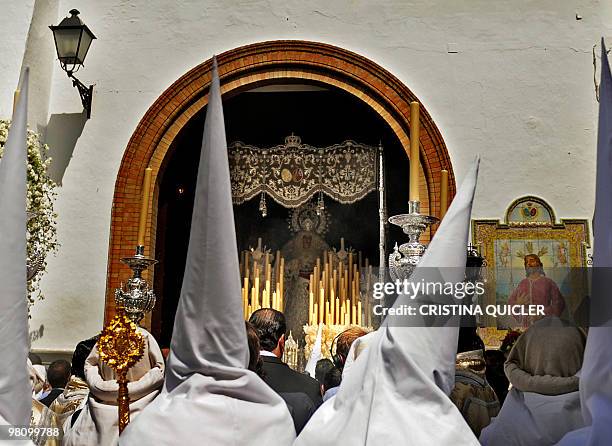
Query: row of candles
[[307, 240, 372, 327], [240, 241, 285, 319], [408, 102, 449, 219]]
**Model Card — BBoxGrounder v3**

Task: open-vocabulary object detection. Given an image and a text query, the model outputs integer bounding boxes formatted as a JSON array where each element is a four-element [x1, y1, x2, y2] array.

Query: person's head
[[249, 308, 286, 357], [323, 366, 342, 393], [334, 327, 368, 369], [524, 254, 544, 277], [71, 335, 99, 380], [47, 359, 71, 389], [315, 358, 334, 386], [315, 358, 334, 395], [245, 321, 264, 377]]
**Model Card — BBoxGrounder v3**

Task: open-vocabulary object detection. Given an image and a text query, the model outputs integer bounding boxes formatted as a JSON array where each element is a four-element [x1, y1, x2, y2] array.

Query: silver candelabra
[[114, 245, 158, 324], [388, 200, 439, 281]]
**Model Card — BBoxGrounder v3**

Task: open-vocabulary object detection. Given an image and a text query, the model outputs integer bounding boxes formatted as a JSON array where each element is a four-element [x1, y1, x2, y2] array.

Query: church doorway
[[152, 84, 411, 345], [105, 41, 455, 341]]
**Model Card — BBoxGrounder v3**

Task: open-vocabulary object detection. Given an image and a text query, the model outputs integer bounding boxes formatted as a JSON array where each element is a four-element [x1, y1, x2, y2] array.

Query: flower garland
[[0, 119, 58, 308]]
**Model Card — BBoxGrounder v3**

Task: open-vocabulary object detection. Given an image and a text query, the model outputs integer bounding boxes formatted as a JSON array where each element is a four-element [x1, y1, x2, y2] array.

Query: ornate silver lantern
[[114, 246, 158, 324], [388, 200, 439, 281]]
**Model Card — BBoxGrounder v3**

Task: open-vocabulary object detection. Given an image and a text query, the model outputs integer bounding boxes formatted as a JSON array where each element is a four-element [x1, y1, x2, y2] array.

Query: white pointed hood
[[0, 69, 31, 428], [294, 158, 481, 446], [120, 58, 295, 445], [305, 323, 324, 378], [556, 38, 612, 446]]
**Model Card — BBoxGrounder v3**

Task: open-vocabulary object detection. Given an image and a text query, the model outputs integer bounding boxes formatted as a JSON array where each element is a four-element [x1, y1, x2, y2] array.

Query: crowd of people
[[24, 309, 587, 446]]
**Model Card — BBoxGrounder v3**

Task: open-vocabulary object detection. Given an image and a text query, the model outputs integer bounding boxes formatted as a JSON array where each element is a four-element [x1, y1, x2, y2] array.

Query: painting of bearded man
[[508, 254, 566, 327]]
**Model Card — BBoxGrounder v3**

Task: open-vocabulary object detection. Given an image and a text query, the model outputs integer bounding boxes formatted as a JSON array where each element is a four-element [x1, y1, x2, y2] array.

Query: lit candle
[[409, 101, 420, 202], [254, 276, 260, 308], [309, 291, 314, 323], [319, 287, 325, 323], [279, 258, 284, 306], [243, 287, 248, 318], [137, 167, 153, 247], [440, 169, 449, 220], [345, 299, 350, 324]]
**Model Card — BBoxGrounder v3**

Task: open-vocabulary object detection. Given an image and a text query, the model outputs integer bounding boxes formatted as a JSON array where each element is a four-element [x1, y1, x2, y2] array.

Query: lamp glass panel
[[76, 31, 94, 64], [54, 28, 83, 64]]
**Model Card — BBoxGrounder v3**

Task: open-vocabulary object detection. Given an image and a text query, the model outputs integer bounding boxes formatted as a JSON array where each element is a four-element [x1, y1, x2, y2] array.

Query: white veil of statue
[[119, 58, 295, 446]]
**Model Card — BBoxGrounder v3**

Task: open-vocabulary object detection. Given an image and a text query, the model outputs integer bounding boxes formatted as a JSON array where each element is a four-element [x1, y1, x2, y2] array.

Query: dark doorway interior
[[152, 85, 411, 346]]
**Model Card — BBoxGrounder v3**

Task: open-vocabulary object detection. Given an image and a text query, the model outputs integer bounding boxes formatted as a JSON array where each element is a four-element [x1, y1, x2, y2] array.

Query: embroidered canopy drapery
[[228, 134, 379, 208]]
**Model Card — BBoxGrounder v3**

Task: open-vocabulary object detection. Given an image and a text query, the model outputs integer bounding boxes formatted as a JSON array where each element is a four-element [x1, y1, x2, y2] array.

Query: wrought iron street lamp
[[49, 9, 96, 118]]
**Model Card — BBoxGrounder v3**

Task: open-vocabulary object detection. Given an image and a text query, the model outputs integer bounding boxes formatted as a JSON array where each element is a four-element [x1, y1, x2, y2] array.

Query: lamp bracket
[[67, 71, 93, 119]]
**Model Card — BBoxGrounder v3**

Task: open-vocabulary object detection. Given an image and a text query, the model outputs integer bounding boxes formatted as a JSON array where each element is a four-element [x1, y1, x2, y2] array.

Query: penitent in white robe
[[0, 69, 35, 446], [294, 159, 481, 446], [481, 387, 582, 446], [555, 39, 612, 446], [119, 57, 295, 446], [63, 328, 164, 446]]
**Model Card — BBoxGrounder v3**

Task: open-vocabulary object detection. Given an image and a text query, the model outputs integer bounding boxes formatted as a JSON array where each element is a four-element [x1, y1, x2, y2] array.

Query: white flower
[[0, 119, 58, 311]]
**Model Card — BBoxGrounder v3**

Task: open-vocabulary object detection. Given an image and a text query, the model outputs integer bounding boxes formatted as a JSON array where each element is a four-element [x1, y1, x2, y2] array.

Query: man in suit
[[40, 359, 71, 407], [249, 308, 322, 408]]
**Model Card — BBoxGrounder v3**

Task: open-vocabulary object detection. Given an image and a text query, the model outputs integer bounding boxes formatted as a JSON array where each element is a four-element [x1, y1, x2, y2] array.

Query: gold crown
[[285, 133, 302, 147]]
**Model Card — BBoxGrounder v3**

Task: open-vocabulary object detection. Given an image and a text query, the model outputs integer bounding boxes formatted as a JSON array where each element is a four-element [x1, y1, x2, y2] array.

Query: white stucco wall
[[0, 0, 35, 119], [1, 0, 609, 351]]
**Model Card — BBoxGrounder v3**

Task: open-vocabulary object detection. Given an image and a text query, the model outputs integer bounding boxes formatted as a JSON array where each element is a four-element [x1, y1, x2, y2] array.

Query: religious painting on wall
[[472, 196, 590, 346]]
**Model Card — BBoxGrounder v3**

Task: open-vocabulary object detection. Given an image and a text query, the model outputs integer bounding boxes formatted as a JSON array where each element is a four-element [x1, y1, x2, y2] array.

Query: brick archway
[[105, 40, 456, 323]]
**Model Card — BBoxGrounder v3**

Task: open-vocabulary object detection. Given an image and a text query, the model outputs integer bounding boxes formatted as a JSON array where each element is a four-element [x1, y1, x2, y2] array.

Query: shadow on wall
[[29, 324, 44, 346], [45, 111, 87, 184]]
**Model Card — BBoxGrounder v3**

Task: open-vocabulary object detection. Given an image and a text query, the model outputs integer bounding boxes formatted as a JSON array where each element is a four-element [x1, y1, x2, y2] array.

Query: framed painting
[[472, 196, 590, 343]]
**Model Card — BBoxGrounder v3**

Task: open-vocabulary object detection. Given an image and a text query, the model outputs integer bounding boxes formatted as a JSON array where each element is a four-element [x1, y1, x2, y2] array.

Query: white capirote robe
[[63, 328, 164, 446], [294, 158, 482, 446], [119, 58, 295, 446], [481, 387, 583, 445]]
